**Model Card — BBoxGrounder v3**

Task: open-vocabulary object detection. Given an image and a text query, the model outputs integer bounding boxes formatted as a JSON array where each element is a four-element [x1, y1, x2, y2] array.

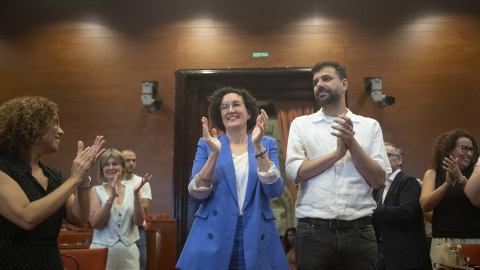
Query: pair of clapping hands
[[72, 136, 151, 192]]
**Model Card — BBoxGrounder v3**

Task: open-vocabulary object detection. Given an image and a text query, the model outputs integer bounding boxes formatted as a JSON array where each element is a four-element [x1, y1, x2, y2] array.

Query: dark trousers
[[296, 217, 378, 270]]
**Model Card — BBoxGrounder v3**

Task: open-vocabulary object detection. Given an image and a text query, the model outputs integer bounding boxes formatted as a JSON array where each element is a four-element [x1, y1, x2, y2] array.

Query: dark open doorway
[[172, 67, 315, 258]]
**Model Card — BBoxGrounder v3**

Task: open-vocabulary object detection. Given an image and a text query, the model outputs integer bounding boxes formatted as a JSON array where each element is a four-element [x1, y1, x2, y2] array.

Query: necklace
[[105, 184, 125, 198]]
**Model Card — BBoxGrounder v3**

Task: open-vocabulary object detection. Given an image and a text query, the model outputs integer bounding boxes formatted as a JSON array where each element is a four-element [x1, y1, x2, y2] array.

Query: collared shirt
[[383, 169, 401, 203], [286, 109, 391, 220]]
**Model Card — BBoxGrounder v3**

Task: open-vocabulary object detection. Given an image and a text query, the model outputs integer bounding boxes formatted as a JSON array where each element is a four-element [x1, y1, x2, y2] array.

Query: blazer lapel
[[242, 135, 258, 213], [384, 171, 403, 203], [376, 187, 385, 204], [217, 135, 239, 204]]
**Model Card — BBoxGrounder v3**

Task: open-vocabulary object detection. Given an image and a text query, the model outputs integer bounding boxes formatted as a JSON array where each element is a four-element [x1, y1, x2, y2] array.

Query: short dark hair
[[311, 61, 347, 80], [429, 129, 479, 173], [207, 87, 259, 132]]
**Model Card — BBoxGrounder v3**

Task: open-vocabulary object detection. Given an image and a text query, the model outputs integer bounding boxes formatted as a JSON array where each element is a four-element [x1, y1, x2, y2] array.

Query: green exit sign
[[252, 51, 270, 58]]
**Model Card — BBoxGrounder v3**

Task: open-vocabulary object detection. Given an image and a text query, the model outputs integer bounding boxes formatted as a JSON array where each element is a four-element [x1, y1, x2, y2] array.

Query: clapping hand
[[71, 136, 106, 184], [331, 113, 355, 147], [201, 117, 221, 154], [252, 109, 268, 145], [134, 173, 153, 193], [443, 155, 462, 185], [110, 172, 120, 197]]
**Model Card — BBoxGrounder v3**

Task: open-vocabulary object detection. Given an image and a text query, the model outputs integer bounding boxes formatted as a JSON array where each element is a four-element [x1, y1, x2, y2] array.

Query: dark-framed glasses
[[220, 102, 243, 111], [456, 145, 477, 154], [387, 153, 400, 158]]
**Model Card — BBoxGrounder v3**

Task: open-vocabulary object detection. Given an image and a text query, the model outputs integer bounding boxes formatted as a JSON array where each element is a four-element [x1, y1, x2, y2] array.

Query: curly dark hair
[[429, 129, 479, 174], [207, 87, 259, 132], [0, 96, 59, 161], [283, 227, 296, 253], [311, 61, 347, 80]]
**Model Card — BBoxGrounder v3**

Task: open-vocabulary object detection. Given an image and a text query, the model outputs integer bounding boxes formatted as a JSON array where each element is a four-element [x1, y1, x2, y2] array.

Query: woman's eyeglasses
[[456, 145, 477, 154], [220, 102, 243, 111]]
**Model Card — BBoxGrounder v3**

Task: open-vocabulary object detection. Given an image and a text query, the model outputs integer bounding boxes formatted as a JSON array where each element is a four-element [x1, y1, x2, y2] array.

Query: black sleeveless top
[[0, 154, 67, 270], [432, 167, 480, 238]]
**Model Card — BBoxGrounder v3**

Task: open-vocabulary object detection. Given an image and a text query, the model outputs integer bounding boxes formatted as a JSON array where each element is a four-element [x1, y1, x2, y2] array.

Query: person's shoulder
[[397, 171, 418, 183], [293, 111, 316, 122]]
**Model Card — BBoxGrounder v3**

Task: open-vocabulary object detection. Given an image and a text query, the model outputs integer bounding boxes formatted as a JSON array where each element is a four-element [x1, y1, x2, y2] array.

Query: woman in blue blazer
[[176, 87, 289, 270]]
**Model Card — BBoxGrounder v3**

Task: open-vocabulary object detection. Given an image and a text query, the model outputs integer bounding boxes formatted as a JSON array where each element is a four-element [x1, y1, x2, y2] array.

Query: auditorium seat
[[60, 248, 108, 270], [462, 244, 480, 265]]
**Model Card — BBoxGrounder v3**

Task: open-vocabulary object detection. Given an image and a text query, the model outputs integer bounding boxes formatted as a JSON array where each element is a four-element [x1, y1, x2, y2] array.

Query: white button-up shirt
[[286, 109, 391, 220], [383, 169, 401, 203]]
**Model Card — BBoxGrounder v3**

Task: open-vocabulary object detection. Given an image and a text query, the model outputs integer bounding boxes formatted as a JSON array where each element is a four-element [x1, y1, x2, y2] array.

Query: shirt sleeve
[[368, 120, 392, 179], [285, 119, 307, 184], [258, 162, 280, 184], [140, 182, 152, 200], [188, 175, 212, 199]]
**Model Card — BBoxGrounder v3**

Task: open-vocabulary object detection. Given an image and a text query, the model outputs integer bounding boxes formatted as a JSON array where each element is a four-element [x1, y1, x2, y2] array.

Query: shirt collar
[[389, 169, 401, 181], [312, 108, 359, 123]]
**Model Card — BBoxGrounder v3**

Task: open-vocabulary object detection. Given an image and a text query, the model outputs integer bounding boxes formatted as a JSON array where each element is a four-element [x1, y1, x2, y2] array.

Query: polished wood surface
[[1, 1, 480, 262], [145, 228, 162, 270], [147, 219, 177, 270], [59, 243, 91, 250]]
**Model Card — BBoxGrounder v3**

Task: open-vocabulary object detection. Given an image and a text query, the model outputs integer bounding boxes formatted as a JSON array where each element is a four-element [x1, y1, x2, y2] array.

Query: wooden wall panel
[[1, 0, 480, 261]]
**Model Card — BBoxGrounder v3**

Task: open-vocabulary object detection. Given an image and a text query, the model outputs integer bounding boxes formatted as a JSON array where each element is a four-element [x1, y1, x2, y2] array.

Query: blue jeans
[[137, 226, 147, 270], [295, 218, 378, 270]]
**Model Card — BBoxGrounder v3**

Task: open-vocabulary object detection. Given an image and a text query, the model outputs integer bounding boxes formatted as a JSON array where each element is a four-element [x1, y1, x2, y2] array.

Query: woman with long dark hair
[[419, 129, 480, 265], [283, 227, 297, 270]]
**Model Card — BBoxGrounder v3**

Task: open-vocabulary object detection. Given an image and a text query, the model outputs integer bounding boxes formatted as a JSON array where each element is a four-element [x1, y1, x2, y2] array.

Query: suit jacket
[[372, 170, 429, 270], [176, 134, 289, 270]]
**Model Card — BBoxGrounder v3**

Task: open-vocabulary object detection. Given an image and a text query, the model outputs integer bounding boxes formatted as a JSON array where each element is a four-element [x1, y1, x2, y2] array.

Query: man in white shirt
[[372, 143, 429, 270], [122, 150, 152, 270], [285, 61, 391, 269]]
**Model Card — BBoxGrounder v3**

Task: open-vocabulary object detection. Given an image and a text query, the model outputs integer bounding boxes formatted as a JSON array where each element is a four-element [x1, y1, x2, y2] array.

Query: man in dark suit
[[373, 143, 429, 270]]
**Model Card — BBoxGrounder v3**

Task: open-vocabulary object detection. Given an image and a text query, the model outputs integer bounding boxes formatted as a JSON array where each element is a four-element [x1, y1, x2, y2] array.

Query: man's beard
[[126, 167, 135, 174], [316, 88, 342, 107]]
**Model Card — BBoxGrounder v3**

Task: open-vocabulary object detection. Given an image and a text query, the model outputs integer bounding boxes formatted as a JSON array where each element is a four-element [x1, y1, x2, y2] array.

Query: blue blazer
[[176, 134, 289, 270]]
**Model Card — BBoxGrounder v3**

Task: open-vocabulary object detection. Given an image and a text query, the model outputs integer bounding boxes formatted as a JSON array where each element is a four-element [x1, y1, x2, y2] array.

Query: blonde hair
[[97, 149, 126, 183]]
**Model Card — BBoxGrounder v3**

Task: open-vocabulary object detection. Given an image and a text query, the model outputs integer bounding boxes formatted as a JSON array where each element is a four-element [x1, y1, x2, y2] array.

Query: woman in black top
[[0, 96, 105, 270], [420, 129, 480, 266]]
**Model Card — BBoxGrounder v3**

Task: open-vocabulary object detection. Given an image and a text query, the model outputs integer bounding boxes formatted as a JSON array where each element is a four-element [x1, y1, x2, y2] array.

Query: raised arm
[[0, 136, 104, 230], [294, 139, 346, 184], [285, 118, 346, 184], [332, 114, 385, 189], [194, 117, 221, 188], [420, 169, 453, 212], [66, 136, 106, 227], [89, 173, 119, 230], [133, 173, 152, 226]]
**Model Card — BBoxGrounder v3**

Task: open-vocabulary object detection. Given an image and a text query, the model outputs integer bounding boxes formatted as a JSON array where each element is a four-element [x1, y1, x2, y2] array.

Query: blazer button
[[208, 233, 213, 239], [213, 210, 217, 216], [261, 234, 265, 241]]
